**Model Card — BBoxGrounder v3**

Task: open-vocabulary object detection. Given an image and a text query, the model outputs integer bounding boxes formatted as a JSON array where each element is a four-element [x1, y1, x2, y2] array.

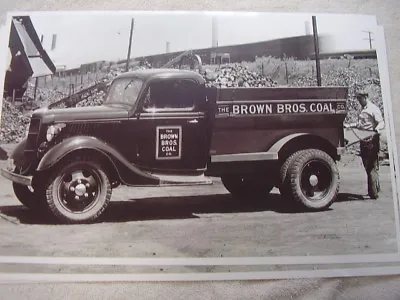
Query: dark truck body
[[208, 86, 346, 177], [1, 69, 348, 224]]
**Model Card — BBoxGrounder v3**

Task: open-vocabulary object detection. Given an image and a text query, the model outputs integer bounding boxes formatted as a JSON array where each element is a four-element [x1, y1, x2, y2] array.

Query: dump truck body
[[208, 86, 347, 177]]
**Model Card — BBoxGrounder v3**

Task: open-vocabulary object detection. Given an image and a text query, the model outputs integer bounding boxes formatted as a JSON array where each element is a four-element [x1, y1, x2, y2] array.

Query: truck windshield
[[104, 77, 143, 107]]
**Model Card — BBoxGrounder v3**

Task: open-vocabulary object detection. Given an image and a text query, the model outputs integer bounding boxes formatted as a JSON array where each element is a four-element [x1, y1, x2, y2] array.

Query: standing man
[[345, 91, 385, 199]]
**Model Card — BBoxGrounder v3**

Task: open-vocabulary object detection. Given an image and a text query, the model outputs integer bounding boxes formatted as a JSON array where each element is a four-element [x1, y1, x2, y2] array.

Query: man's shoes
[[368, 182, 380, 199]]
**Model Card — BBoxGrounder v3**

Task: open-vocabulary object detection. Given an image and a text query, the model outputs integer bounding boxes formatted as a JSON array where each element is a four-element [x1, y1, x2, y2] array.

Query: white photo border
[[0, 11, 399, 282]]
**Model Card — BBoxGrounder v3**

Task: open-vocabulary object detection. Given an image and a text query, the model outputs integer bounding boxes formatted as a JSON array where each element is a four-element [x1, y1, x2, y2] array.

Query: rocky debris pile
[[291, 67, 387, 156], [290, 67, 383, 124], [139, 60, 152, 69], [47, 79, 111, 109], [0, 100, 31, 143], [76, 88, 108, 108], [74, 65, 151, 108], [323, 68, 383, 126], [24, 82, 69, 106], [203, 64, 277, 88]]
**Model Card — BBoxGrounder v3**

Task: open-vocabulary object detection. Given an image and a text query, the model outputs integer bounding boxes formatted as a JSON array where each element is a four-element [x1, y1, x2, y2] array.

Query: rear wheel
[[44, 157, 112, 224], [221, 175, 274, 199], [279, 150, 307, 199], [286, 149, 339, 210]]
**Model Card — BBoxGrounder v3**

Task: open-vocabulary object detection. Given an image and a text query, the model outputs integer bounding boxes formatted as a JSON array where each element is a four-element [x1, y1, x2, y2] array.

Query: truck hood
[[31, 104, 129, 123]]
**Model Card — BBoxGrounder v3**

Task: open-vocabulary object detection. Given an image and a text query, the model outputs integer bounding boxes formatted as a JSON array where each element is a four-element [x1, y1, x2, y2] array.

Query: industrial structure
[[133, 35, 318, 68], [4, 16, 56, 100]]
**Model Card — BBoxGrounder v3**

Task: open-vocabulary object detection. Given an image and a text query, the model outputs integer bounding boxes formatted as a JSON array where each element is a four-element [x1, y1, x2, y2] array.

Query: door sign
[[156, 126, 182, 160]]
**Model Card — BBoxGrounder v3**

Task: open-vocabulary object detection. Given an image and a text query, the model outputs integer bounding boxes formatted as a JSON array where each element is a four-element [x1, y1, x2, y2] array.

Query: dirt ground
[[0, 145, 398, 275]]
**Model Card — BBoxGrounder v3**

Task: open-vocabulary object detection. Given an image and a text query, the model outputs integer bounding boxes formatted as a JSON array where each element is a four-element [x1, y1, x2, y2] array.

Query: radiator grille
[[25, 118, 41, 151]]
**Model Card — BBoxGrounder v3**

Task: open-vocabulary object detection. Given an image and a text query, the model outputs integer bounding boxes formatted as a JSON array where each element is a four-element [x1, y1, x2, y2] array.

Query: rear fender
[[267, 133, 309, 156], [268, 133, 339, 162], [36, 136, 159, 184]]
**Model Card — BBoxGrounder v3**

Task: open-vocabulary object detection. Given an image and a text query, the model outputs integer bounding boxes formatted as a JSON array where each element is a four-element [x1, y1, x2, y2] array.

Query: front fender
[[36, 136, 158, 182]]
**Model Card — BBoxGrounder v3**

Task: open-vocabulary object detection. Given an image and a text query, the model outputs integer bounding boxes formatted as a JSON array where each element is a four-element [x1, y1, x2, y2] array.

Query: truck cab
[[1, 68, 348, 224], [117, 69, 214, 175]]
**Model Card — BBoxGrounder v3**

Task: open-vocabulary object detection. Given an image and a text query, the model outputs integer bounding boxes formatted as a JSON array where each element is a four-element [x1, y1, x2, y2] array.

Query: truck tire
[[44, 157, 112, 224], [221, 175, 274, 199], [286, 149, 339, 210], [12, 183, 38, 210], [279, 150, 307, 200], [12, 165, 42, 210]]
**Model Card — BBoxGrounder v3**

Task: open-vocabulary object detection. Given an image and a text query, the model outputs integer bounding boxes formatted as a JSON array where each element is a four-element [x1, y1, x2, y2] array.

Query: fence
[[24, 69, 109, 103]]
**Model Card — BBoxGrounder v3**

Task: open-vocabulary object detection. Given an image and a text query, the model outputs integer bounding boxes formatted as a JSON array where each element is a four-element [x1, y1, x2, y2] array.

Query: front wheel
[[286, 149, 340, 211], [44, 157, 112, 224]]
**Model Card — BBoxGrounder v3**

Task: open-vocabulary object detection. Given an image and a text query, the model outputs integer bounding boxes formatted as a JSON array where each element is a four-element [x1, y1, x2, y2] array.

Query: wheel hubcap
[[57, 167, 101, 213], [75, 183, 86, 196], [300, 160, 332, 201], [309, 174, 318, 187]]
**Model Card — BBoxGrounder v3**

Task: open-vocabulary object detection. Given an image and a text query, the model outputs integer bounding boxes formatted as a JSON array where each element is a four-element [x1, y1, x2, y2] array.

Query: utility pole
[[312, 16, 321, 87], [362, 30, 374, 49], [33, 34, 44, 101], [166, 41, 170, 53], [125, 18, 135, 72]]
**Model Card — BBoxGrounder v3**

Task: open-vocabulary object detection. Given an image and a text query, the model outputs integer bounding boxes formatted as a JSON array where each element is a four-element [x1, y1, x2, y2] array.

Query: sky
[[0, 11, 378, 70]]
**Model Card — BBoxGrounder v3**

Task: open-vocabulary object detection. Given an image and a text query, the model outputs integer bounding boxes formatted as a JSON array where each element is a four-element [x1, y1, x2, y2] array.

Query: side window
[[143, 79, 197, 111]]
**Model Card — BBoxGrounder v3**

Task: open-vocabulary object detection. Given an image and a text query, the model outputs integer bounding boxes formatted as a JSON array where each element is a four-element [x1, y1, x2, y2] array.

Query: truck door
[[135, 78, 209, 174]]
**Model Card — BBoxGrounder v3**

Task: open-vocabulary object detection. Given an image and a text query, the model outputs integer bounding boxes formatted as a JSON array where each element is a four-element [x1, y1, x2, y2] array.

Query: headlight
[[46, 123, 66, 142]]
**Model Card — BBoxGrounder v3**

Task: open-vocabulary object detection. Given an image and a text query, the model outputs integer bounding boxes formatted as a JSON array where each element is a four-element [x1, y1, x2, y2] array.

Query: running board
[[149, 173, 213, 186]]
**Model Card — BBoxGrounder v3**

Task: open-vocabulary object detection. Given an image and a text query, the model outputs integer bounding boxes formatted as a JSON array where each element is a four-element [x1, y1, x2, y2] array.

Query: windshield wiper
[[124, 79, 134, 91]]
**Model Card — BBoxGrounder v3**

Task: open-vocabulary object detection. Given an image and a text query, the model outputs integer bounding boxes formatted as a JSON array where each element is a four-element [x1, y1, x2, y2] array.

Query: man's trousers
[[360, 133, 380, 199]]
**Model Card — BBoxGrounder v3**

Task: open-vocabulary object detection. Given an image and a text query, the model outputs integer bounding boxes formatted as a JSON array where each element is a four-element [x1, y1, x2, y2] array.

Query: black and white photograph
[[0, 10, 399, 280]]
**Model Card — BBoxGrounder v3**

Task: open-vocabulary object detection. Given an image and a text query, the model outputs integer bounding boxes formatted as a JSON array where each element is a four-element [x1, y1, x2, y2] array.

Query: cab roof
[[114, 68, 205, 84]]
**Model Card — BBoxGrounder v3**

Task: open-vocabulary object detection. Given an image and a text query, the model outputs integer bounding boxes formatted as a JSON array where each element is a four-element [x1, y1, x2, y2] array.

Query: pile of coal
[[23, 82, 69, 106], [75, 88, 107, 108], [203, 64, 277, 88], [0, 100, 31, 143], [290, 67, 383, 125], [291, 67, 386, 156], [74, 65, 152, 108]]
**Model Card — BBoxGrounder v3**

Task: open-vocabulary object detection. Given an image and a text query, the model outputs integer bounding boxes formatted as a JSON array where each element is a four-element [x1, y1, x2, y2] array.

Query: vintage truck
[[1, 68, 348, 224]]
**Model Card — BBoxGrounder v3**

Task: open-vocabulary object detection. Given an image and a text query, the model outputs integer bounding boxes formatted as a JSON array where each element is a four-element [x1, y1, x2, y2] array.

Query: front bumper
[[0, 168, 32, 186]]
